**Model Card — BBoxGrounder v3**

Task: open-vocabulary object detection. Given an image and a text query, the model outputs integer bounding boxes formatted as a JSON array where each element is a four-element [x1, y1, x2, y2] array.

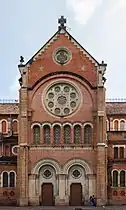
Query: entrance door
[[70, 183, 82, 206], [41, 183, 54, 206]]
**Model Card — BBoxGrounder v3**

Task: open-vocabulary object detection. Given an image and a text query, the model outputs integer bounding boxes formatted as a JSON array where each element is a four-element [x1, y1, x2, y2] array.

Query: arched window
[[1, 120, 7, 133], [84, 124, 92, 144], [9, 171, 16, 187], [54, 125, 61, 144], [33, 125, 40, 144], [64, 125, 71, 144], [112, 170, 118, 187], [120, 120, 125, 131], [114, 120, 119, 131], [120, 170, 125, 187], [13, 120, 18, 133], [2, 172, 8, 187], [43, 125, 50, 144], [74, 125, 81, 144]]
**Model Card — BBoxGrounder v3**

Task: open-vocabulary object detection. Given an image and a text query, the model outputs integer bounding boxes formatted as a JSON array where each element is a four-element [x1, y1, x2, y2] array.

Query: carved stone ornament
[[53, 47, 72, 65]]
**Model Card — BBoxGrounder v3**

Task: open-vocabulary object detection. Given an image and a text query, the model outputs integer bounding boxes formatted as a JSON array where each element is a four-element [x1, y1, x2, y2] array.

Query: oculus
[[44, 82, 80, 117], [72, 169, 81, 178], [53, 47, 72, 65], [43, 169, 52, 179]]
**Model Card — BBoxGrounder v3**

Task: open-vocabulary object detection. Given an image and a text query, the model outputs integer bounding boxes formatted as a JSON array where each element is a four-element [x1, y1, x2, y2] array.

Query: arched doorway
[[41, 183, 54, 206], [70, 183, 82, 206]]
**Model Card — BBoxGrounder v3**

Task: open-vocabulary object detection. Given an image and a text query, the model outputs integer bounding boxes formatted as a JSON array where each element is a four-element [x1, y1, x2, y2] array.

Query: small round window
[[53, 47, 72, 65], [43, 169, 52, 179], [72, 169, 81, 178]]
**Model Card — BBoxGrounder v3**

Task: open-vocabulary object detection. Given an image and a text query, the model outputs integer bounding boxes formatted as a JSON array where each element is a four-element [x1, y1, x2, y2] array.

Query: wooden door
[[41, 183, 54, 206], [70, 183, 82, 206]]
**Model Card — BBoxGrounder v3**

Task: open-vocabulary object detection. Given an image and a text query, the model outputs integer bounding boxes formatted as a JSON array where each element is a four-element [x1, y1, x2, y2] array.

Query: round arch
[[63, 158, 93, 175], [31, 158, 61, 175]]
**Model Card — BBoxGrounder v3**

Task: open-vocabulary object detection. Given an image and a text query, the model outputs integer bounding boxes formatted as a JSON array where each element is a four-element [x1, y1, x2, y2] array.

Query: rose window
[[44, 82, 80, 116], [53, 47, 72, 65]]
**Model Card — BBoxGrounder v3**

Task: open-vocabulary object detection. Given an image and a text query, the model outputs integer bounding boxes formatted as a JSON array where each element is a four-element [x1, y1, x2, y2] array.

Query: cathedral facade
[[0, 17, 126, 206]]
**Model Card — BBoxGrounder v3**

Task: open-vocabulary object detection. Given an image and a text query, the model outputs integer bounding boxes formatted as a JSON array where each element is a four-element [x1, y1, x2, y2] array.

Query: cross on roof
[[58, 16, 66, 30]]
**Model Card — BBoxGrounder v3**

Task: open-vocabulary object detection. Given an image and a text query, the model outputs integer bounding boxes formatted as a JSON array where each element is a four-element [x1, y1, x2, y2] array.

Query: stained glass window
[[10, 172, 15, 187], [3, 172, 8, 187], [74, 125, 81, 144], [44, 125, 50, 144], [120, 170, 125, 187], [112, 170, 118, 187], [54, 125, 61, 144], [64, 125, 71, 144], [33, 125, 40, 144], [84, 125, 92, 144]]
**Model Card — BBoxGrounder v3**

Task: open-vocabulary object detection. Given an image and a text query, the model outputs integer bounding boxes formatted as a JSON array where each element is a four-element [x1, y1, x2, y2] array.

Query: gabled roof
[[25, 28, 100, 67]]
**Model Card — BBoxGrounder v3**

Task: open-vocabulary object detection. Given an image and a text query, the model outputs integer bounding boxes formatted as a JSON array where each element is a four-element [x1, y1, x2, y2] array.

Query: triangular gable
[[25, 28, 99, 68]]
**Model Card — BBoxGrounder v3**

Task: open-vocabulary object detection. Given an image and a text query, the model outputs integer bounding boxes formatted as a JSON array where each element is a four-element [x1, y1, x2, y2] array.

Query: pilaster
[[55, 174, 69, 205]]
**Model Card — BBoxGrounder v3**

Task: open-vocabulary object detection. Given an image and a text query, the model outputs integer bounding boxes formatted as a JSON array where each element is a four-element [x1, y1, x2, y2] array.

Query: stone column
[[96, 143, 107, 206], [55, 174, 69, 205], [28, 174, 39, 205], [17, 87, 29, 206], [88, 174, 96, 197]]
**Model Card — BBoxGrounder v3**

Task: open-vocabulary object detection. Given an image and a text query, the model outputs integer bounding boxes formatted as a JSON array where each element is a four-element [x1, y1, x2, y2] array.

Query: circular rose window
[[44, 82, 80, 117], [53, 47, 72, 65]]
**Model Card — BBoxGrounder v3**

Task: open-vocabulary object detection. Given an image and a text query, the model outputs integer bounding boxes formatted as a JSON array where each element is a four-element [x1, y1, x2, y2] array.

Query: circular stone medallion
[[53, 47, 72, 65]]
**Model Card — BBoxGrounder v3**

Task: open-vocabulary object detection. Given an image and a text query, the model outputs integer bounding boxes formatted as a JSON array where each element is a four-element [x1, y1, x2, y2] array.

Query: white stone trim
[[97, 143, 106, 147], [113, 119, 119, 131], [42, 122, 51, 127], [12, 145, 18, 155], [119, 119, 126, 131], [62, 158, 92, 175], [73, 123, 82, 127], [31, 123, 41, 129], [31, 158, 61, 175], [1, 170, 16, 187], [9, 171, 16, 187], [1, 171, 8, 187], [12, 119, 19, 132], [113, 145, 125, 148], [83, 123, 93, 128], [52, 123, 62, 127], [63, 122, 72, 127]]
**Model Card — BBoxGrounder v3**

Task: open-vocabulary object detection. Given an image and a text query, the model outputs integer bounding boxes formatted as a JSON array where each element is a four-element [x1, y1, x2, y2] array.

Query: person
[[89, 196, 93, 206], [92, 195, 96, 207]]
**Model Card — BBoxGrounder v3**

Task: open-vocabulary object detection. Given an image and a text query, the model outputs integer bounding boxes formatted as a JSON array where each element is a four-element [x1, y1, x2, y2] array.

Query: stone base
[[55, 195, 69, 205], [97, 198, 106, 206], [19, 198, 28, 206], [28, 196, 39, 206]]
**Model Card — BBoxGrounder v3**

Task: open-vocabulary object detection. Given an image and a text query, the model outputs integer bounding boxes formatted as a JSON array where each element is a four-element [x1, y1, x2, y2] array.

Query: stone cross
[[58, 16, 66, 30]]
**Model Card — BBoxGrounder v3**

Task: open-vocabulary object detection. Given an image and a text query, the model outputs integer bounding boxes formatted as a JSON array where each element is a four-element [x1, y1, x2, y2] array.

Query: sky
[[0, 0, 126, 100]]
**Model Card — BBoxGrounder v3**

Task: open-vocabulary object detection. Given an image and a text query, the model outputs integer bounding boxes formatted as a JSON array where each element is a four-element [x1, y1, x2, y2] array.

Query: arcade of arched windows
[[31, 123, 93, 146], [1, 171, 16, 188], [112, 170, 126, 187], [0, 119, 18, 134], [106, 119, 126, 131]]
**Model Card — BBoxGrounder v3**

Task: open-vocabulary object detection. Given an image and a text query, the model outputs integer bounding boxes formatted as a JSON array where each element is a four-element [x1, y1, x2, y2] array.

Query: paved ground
[[0, 206, 125, 210]]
